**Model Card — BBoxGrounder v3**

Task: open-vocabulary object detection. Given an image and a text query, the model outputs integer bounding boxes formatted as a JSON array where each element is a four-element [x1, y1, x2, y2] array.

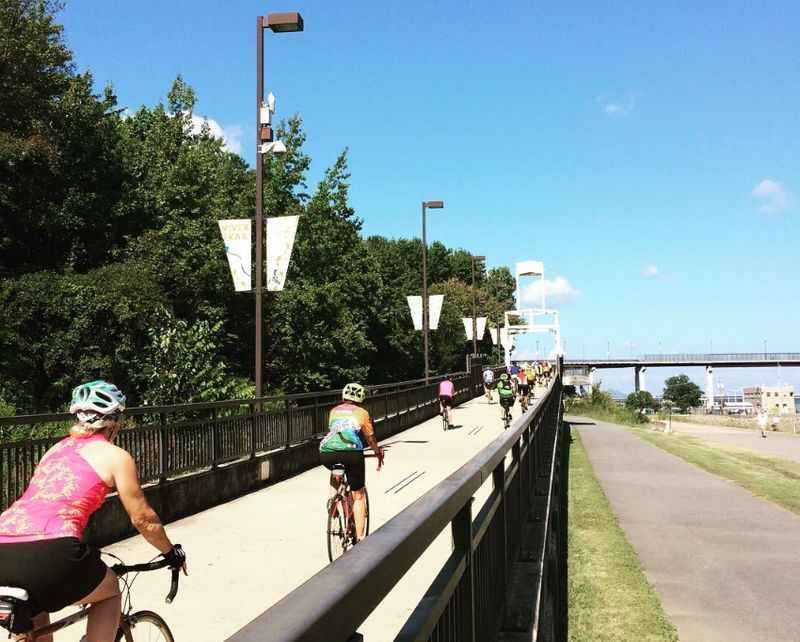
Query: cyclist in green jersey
[[496, 373, 516, 423]]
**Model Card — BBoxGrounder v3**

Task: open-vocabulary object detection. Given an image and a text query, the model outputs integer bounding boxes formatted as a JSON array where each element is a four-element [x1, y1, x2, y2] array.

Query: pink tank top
[[0, 433, 110, 543], [438, 380, 455, 397]]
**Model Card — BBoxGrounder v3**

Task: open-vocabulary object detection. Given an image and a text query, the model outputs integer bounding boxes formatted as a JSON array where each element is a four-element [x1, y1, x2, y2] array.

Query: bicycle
[[327, 466, 370, 562], [501, 402, 513, 430], [0, 549, 183, 641]]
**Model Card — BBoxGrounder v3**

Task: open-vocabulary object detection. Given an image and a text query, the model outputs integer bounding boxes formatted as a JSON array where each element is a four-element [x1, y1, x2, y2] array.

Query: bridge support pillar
[[589, 367, 596, 387], [640, 367, 647, 392], [705, 366, 714, 411], [634, 366, 641, 393]]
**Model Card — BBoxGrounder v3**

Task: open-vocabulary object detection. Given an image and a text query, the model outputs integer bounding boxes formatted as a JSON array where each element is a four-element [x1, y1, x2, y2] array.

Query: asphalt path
[[665, 419, 800, 464], [572, 415, 800, 642], [51, 393, 538, 641]]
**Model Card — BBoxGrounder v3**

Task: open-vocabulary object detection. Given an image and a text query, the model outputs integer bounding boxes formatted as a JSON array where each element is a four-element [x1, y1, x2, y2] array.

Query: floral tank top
[[0, 433, 110, 543]]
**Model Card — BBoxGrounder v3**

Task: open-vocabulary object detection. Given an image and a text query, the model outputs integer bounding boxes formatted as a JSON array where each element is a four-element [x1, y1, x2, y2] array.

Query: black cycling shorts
[[484, 381, 495, 390], [518, 384, 530, 395], [320, 450, 366, 492], [499, 396, 515, 409], [0, 537, 106, 615], [439, 395, 454, 408]]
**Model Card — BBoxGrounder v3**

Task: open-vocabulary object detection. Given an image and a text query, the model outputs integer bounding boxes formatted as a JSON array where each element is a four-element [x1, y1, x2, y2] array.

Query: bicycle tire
[[364, 487, 370, 537], [116, 610, 174, 642], [327, 497, 348, 562]]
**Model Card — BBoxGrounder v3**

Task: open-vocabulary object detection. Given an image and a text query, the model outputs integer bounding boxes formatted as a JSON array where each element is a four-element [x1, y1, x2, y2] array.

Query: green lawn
[[630, 427, 800, 516], [568, 427, 678, 642]]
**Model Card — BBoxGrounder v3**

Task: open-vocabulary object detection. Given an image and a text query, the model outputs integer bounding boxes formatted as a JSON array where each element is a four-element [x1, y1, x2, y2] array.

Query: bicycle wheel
[[364, 487, 370, 537], [327, 496, 349, 562], [116, 610, 174, 642]]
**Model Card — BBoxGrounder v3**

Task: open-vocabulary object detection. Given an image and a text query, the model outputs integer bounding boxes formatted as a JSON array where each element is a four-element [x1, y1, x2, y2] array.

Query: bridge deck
[[54, 394, 537, 641]]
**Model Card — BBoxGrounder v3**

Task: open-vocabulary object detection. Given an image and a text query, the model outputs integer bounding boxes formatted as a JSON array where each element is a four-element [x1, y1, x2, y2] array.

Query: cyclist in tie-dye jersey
[[319, 383, 384, 541]]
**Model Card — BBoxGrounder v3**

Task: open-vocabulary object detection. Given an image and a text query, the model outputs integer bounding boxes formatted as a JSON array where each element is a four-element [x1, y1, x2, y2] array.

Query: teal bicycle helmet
[[70, 380, 127, 416]]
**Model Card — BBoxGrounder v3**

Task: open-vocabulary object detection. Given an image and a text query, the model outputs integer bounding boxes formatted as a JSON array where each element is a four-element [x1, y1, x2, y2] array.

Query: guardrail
[[228, 369, 567, 642], [1, 366, 503, 513]]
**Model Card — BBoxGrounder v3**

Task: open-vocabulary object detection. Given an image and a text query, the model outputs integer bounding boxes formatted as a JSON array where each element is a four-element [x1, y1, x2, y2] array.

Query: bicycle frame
[[22, 556, 179, 640]]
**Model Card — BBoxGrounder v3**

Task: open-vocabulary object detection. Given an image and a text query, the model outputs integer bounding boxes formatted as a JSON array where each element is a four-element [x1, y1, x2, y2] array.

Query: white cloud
[[188, 113, 244, 155], [751, 179, 791, 214], [521, 276, 580, 305], [597, 92, 636, 117], [642, 264, 660, 278]]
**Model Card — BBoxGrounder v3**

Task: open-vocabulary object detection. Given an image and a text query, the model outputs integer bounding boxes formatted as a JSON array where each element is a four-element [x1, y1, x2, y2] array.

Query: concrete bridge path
[[54, 394, 532, 641], [572, 416, 800, 642]]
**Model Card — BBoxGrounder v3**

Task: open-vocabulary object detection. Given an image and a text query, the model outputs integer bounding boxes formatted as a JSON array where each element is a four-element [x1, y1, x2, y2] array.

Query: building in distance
[[743, 385, 796, 415]]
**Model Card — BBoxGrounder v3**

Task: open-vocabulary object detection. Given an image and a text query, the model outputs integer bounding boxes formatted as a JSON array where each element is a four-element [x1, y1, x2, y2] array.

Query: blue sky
[[60, 1, 799, 393]]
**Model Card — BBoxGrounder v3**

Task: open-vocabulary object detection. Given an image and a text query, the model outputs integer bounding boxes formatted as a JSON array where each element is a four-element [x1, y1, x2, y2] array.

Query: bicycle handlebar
[[111, 556, 181, 604]]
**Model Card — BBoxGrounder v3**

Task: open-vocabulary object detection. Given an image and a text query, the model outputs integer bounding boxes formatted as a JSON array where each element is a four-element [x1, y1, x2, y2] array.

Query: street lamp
[[421, 200, 444, 383], [471, 255, 485, 357], [254, 10, 303, 399]]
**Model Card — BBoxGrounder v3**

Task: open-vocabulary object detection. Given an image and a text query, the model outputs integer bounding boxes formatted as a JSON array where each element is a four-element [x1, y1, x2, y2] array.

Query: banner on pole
[[501, 327, 514, 350], [429, 295, 444, 330], [407, 295, 445, 330], [406, 296, 423, 330], [218, 219, 252, 292], [461, 318, 472, 340], [489, 327, 498, 345], [462, 317, 488, 341], [476, 317, 487, 340], [266, 215, 299, 291]]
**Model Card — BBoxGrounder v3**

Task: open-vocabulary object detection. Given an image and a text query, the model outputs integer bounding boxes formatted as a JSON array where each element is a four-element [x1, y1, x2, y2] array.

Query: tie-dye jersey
[[320, 403, 374, 453], [0, 433, 110, 543]]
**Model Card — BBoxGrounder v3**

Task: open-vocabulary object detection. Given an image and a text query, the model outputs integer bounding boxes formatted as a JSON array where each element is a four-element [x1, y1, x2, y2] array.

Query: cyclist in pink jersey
[[0, 381, 186, 641], [438, 376, 455, 426]]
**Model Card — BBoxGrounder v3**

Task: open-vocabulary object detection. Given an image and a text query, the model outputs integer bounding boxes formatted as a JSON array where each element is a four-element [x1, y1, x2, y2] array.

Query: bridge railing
[[228, 371, 567, 642], [0, 365, 503, 512], [566, 352, 800, 365]]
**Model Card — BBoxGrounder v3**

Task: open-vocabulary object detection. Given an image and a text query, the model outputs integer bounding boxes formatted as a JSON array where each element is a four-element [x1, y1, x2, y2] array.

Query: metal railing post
[[211, 407, 219, 468], [452, 500, 475, 642], [493, 462, 507, 591], [159, 411, 168, 483], [250, 401, 257, 458]]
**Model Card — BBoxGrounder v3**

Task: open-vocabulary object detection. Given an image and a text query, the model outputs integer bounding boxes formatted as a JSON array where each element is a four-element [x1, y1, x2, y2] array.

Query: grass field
[[630, 426, 800, 516], [671, 413, 799, 434], [568, 427, 678, 642]]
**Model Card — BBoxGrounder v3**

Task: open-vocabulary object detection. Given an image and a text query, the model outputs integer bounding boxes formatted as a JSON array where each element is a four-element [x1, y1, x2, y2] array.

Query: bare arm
[[114, 451, 174, 554], [364, 432, 384, 469]]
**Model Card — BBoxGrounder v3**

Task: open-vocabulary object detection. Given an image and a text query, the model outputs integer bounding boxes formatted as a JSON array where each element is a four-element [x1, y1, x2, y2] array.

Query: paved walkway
[[54, 394, 535, 641], [571, 415, 800, 642], [664, 419, 800, 464]]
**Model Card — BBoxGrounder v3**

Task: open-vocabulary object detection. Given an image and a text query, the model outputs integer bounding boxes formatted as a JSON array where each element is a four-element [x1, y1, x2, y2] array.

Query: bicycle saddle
[[0, 587, 28, 601]]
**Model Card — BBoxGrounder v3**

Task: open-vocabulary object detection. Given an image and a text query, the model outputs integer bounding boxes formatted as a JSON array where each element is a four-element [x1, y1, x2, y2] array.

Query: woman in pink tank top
[[0, 381, 186, 641]]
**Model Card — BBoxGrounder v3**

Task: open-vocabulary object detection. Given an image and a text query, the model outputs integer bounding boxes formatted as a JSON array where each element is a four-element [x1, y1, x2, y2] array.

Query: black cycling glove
[[163, 544, 186, 569]]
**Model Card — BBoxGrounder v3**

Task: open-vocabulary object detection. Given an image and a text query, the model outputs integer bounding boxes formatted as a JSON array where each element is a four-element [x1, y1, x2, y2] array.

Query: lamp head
[[266, 12, 304, 33]]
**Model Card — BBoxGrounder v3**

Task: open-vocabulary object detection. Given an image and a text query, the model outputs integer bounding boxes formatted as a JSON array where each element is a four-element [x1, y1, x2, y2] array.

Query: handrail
[[227, 375, 563, 642]]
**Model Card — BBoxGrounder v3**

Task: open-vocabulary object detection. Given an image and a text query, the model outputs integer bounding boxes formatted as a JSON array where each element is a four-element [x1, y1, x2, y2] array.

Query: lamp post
[[471, 255, 485, 357], [421, 200, 444, 383], [254, 11, 303, 399]]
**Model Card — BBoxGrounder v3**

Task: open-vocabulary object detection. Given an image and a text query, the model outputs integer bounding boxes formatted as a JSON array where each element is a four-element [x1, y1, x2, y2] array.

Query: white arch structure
[[501, 260, 563, 367]]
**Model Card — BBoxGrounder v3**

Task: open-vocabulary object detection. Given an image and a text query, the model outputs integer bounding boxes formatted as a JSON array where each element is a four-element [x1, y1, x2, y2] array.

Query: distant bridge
[[565, 352, 800, 369], [563, 353, 800, 397]]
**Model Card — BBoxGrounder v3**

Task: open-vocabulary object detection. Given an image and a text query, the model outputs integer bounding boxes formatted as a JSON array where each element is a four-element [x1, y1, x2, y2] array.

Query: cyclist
[[516, 369, 530, 412], [482, 367, 495, 402], [319, 383, 384, 543], [0, 380, 186, 641], [496, 373, 516, 426], [438, 376, 455, 426]]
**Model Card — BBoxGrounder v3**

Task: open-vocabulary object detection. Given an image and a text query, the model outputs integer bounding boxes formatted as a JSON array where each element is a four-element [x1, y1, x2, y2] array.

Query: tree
[[625, 390, 656, 413], [663, 375, 702, 411], [485, 267, 516, 310], [0, 0, 125, 277]]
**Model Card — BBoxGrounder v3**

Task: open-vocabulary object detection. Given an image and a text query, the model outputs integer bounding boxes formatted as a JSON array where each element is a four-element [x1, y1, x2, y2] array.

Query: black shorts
[[0, 537, 106, 615], [499, 396, 515, 409], [484, 380, 495, 389], [439, 395, 453, 408], [518, 384, 530, 395], [320, 450, 366, 492]]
